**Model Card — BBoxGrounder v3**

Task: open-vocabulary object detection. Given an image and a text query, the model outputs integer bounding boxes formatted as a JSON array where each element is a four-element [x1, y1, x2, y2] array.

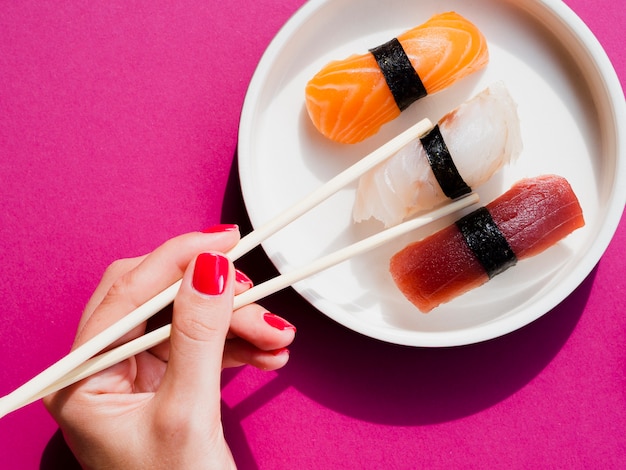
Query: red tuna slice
[[389, 175, 585, 313]]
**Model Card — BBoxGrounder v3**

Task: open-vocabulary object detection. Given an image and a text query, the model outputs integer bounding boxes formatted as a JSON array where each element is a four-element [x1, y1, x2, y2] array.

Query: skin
[[44, 228, 296, 469]]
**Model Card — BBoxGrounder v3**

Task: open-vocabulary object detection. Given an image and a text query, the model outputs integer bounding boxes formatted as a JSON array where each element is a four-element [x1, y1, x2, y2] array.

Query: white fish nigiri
[[352, 82, 522, 227]]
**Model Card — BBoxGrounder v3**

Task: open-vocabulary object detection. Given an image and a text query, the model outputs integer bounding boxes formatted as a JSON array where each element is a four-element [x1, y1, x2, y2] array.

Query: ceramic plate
[[238, 0, 625, 346]]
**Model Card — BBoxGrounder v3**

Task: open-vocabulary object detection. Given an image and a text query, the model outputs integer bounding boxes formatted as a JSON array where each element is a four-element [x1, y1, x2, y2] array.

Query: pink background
[[1, 1, 624, 468]]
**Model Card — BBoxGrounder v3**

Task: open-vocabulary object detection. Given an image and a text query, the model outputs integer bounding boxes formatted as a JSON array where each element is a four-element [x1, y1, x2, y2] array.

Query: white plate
[[238, 0, 625, 346]]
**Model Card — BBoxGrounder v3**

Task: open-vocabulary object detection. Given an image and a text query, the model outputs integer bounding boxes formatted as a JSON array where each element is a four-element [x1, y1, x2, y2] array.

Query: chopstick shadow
[[220, 153, 591, 462]]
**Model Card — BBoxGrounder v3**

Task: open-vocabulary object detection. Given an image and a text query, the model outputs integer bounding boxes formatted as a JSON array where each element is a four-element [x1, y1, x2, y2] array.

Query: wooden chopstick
[[19, 192, 480, 409], [0, 118, 433, 418]]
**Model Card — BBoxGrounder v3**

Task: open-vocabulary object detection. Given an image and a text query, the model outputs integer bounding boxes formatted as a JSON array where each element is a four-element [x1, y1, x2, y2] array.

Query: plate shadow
[[222, 153, 591, 426]]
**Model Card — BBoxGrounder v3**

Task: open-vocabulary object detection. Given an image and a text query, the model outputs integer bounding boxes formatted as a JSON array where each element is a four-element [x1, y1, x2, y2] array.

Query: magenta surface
[[1, 1, 624, 468]]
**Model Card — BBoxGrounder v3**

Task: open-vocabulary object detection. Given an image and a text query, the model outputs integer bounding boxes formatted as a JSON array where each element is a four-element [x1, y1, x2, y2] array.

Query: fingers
[[158, 252, 234, 410], [76, 256, 146, 340], [146, 277, 296, 371], [73, 226, 240, 349], [223, 304, 296, 370], [147, 305, 297, 371]]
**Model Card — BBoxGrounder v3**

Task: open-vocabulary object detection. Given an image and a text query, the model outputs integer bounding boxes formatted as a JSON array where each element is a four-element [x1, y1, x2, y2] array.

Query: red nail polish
[[263, 313, 296, 331], [235, 269, 253, 287], [193, 253, 229, 295], [271, 347, 290, 357], [202, 224, 238, 234]]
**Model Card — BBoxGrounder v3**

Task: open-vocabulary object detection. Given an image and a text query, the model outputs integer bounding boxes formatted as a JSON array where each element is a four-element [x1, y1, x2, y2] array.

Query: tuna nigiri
[[305, 12, 489, 144], [353, 82, 522, 227], [390, 175, 585, 313]]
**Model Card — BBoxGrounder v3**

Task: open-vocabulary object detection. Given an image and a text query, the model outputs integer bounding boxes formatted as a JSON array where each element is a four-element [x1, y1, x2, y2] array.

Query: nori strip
[[456, 207, 518, 278], [369, 38, 427, 111], [420, 125, 472, 199]]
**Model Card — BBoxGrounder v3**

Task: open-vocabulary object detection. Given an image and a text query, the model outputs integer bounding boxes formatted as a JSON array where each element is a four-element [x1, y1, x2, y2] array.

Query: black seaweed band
[[456, 207, 518, 279], [369, 38, 427, 111], [420, 125, 472, 199]]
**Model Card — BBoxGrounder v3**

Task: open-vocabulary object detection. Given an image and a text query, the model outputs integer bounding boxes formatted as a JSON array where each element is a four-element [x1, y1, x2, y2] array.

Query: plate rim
[[237, 0, 626, 347]]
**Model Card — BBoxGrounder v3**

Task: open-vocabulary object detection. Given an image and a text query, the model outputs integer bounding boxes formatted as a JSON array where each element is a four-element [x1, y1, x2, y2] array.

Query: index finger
[[73, 226, 240, 349]]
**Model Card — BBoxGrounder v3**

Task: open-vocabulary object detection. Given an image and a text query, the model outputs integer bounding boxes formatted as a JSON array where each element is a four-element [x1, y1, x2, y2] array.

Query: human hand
[[44, 226, 296, 469]]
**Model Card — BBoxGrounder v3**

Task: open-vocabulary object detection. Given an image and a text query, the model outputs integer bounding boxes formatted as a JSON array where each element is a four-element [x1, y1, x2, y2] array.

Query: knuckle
[[152, 398, 216, 442], [102, 266, 141, 308], [101, 257, 137, 282], [175, 314, 223, 343], [152, 411, 193, 448]]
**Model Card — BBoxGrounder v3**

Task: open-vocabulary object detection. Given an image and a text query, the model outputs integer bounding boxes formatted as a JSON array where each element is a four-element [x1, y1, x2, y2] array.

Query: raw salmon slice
[[305, 12, 489, 144], [389, 175, 585, 313]]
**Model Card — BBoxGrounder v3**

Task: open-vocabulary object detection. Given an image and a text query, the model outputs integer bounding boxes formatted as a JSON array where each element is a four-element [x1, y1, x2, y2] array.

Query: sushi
[[389, 175, 585, 313], [353, 82, 522, 227], [305, 12, 489, 144]]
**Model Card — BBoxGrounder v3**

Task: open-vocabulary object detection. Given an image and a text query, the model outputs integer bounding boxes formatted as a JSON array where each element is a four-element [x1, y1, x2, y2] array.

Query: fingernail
[[235, 269, 253, 287], [193, 253, 229, 295], [202, 224, 238, 234], [263, 312, 296, 331], [271, 347, 290, 357]]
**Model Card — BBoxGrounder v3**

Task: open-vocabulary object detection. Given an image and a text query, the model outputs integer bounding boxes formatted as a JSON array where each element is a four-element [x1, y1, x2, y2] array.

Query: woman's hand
[[44, 226, 296, 469]]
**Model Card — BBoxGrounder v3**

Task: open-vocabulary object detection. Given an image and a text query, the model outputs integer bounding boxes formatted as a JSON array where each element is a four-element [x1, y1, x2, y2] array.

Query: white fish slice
[[353, 81, 522, 227]]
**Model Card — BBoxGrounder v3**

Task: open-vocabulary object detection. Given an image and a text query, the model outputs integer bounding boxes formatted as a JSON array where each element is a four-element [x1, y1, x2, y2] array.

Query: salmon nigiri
[[390, 175, 585, 312], [305, 12, 489, 144]]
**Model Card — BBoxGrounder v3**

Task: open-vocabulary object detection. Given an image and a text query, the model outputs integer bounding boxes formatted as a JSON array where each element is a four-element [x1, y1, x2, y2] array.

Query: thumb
[[158, 252, 234, 409]]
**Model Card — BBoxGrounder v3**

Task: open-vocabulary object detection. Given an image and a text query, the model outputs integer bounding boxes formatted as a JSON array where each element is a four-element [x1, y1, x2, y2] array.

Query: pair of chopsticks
[[0, 118, 479, 418]]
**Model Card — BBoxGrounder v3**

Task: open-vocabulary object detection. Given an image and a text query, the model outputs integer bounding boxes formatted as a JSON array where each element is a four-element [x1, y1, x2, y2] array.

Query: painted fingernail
[[193, 253, 229, 295], [263, 312, 296, 331], [271, 347, 290, 357], [202, 224, 238, 234], [235, 269, 253, 287]]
